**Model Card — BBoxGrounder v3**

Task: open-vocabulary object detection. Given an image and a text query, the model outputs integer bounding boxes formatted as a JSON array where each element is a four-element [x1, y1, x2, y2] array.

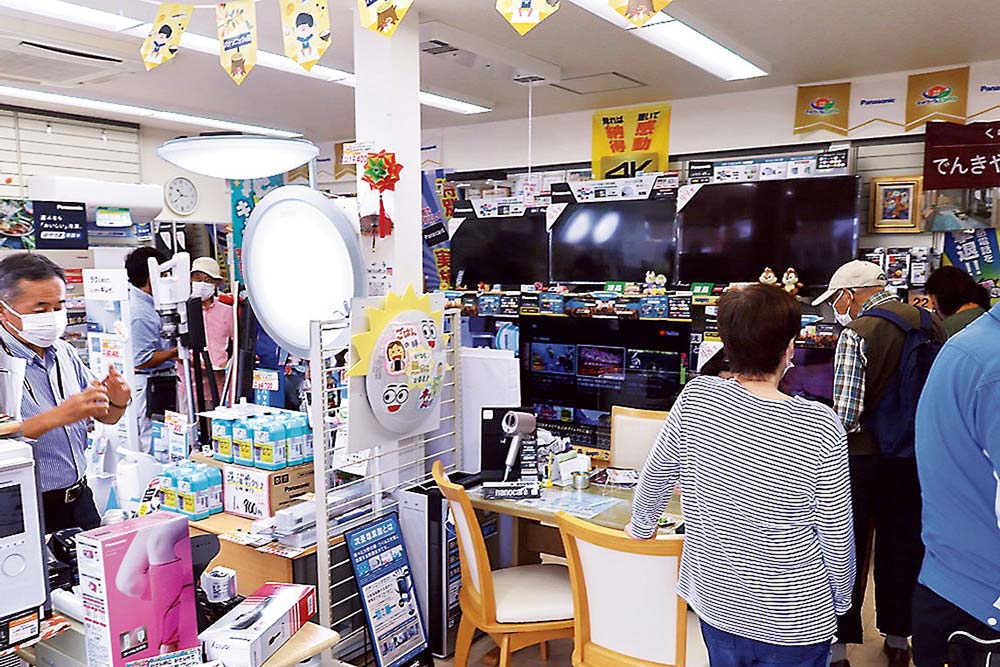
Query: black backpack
[[860, 307, 943, 458]]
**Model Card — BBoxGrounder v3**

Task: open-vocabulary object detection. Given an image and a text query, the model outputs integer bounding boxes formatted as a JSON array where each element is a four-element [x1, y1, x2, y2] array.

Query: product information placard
[[33, 200, 87, 249], [345, 514, 433, 667]]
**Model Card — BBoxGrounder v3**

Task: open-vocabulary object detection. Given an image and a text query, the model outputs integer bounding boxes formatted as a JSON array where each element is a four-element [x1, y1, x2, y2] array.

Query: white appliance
[[0, 440, 47, 626]]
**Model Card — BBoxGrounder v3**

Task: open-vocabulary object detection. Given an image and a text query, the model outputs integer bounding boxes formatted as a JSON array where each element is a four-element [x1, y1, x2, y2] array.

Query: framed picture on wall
[[869, 176, 923, 234]]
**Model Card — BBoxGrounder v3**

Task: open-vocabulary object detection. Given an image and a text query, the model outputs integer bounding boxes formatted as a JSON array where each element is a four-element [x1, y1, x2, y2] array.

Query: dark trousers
[[42, 484, 101, 534], [836, 455, 923, 644], [701, 622, 831, 667], [912, 584, 1000, 667]]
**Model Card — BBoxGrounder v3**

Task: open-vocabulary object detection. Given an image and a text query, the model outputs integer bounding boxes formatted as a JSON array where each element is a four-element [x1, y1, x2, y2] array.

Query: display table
[[189, 511, 330, 596], [263, 623, 340, 666], [468, 484, 681, 564]]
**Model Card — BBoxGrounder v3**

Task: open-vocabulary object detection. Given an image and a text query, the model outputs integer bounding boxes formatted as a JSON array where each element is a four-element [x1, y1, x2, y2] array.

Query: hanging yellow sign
[[591, 103, 671, 179], [357, 0, 414, 37], [905, 66, 970, 132], [793, 82, 851, 136], [139, 3, 193, 71], [608, 0, 673, 27], [216, 0, 257, 85], [496, 0, 561, 36], [280, 0, 331, 71]]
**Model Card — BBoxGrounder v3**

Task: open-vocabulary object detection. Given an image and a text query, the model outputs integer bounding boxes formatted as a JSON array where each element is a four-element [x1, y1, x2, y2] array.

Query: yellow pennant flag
[[357, 0, 415, 37], [139, 3, 193, 71], [496, 0, 561, 36], [608, 0, 674, 27], [281, 0, 331, 71], [216, 0, 257, 85]]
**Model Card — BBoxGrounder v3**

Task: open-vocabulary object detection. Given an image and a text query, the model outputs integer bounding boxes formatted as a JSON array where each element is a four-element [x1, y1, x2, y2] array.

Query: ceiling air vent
[[420, 40, 459, 56], [0, 34, 140, 87]]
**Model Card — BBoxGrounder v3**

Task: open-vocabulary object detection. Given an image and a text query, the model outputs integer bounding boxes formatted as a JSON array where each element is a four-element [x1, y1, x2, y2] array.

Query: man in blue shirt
[[914, 301, 1000, 665], [126, 248, 177, 451], [0, 253, 131, 532]]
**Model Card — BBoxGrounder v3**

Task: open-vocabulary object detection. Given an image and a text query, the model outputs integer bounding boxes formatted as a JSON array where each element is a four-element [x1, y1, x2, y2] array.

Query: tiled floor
[[436, 578, 910, 666]]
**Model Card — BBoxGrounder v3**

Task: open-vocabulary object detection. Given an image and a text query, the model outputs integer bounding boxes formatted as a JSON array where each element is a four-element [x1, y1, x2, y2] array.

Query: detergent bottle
[[204, 464, 224, 515], [212, 418, 235, 463], [232, 417, 256, 466], [253, 416, 287, 471], [301, 414, 315, 464], [159, 464, 180, 512], [284, 413, 305, 467]]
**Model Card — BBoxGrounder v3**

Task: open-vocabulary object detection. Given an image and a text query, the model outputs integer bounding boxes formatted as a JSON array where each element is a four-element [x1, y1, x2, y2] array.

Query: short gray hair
[[0, 253, 66, 302]]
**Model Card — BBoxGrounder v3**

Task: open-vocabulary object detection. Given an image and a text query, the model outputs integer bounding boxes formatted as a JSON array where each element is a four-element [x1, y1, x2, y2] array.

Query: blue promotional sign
[[345, 513, 433, 667]]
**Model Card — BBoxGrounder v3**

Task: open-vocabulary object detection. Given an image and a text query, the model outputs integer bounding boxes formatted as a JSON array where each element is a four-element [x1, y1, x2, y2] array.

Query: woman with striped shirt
[[628, 284, 855, 667]]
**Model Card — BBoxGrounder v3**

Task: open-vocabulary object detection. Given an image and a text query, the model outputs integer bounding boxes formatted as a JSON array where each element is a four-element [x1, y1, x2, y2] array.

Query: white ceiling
[[1, 0, 999, 141]]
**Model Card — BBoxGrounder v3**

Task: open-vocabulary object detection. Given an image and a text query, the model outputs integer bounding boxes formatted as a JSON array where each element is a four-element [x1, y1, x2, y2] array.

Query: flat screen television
[[520, 315, 689, 459], [549, 198, 677, 283], [675, 176, 859, 286], [450, 213, 549, 287], [779, 346, 835, 406]]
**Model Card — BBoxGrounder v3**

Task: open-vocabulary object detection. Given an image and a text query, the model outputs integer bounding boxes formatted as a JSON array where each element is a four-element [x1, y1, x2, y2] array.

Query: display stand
[[310, 309, 463, 664]]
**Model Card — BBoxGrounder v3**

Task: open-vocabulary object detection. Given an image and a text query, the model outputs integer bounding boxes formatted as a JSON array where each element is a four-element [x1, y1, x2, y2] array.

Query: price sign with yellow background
[[591, 103, 671, 179]]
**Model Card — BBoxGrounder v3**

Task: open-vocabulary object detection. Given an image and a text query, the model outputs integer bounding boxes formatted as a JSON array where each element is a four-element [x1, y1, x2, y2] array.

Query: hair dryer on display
[[502, 411, 536, 482]]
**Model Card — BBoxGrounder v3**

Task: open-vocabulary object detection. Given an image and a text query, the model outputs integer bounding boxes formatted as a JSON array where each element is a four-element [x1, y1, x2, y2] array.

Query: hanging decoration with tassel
[[362, 150, 404, 249]]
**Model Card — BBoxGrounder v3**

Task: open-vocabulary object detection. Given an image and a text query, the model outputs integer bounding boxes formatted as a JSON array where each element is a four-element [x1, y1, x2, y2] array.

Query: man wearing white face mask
[[814, 260, 946, 667], [0, 253, 131, 532], [190, 257, 233, 407]]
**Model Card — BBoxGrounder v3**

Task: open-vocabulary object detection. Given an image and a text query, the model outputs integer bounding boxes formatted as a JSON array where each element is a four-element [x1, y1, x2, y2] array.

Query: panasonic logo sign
[[860, 98, 896, 106], [981, 85, 1000, 93]]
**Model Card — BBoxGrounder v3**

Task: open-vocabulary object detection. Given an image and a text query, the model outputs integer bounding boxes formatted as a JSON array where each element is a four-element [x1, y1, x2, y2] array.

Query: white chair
[[609, 406, 668, 471], [557, 511, 687, 667], [432, 462, 574, 667]]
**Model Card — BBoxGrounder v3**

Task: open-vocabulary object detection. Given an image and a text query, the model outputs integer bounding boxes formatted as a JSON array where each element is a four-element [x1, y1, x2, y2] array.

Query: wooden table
[[189, 512, 326, 597], [468, 484, 681, 564]]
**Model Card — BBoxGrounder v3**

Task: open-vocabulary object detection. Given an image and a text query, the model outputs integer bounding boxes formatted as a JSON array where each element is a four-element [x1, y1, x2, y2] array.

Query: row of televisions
[[451, 175, 861, 288]]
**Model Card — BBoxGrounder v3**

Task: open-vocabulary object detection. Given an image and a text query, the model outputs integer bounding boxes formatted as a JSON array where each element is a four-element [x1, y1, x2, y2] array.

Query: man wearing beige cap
[[191, 257, 233, 407], [814, 260, 946, 667]]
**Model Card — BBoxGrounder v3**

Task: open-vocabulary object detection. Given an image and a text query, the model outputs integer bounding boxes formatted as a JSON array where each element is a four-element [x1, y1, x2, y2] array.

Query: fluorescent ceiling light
[[157, 135, 319, 179], [0, 84, 301, 137], [566, 0, 767, 81], [0, 0, 491, 114]]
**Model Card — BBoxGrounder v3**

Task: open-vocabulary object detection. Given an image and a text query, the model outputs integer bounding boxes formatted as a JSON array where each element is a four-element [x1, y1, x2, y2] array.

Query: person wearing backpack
[[912, 300, 1000, 666], [813, 260, 947, 667]]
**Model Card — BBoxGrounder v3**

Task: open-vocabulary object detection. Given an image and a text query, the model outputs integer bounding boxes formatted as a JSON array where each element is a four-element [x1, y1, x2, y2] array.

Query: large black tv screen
[[675, 176, 859, 286], [550, 198, 676, 283], [450, 214, 549, 287]]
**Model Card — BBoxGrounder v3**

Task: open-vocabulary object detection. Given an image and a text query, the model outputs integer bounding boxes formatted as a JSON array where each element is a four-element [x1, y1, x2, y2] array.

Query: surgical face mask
[[2, 303, 67, 348], [833, 290, 854, 327], [190, 281, 215, 301]]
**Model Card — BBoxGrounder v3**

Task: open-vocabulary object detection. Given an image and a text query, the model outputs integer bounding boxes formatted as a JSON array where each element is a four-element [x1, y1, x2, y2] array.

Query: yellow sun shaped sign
[[496, 0, 561, 36], [350, 286, 447, 436]]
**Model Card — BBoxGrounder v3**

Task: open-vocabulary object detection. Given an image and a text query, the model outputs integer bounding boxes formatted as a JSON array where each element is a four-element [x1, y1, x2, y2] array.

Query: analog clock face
[[166, 176, 198, 216]]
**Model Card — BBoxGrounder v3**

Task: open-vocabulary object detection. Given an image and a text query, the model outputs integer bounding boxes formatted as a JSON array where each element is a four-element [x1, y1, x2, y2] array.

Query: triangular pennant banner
[[357, 0, 414, 37], [217, 0, 257, 85], [139, 3, 194, 71], [608, 0, 674, 27], [281, 0, 332, 71], [496, 0, 560, 36]]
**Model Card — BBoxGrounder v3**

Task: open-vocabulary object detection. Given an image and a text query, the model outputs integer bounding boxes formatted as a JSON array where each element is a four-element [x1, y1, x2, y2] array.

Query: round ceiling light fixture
[[157, 134, 319, 180], [242, 185, 363, 358]]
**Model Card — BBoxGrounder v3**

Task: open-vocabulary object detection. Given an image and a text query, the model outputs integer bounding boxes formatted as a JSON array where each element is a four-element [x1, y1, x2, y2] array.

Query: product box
[[76, 512, 198, 667], [538, 292, 565, 315], [223, 461, 315, 519], [200, 583, 317, 667]]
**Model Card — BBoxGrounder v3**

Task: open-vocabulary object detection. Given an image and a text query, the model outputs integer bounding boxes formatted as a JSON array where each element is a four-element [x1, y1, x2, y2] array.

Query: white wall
[[138, 126, 232, 225], [437, 59, 1000, 172]]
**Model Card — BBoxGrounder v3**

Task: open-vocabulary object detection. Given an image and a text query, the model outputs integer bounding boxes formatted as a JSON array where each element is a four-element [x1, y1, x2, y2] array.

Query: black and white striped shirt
[[630, 376, 855, 646]]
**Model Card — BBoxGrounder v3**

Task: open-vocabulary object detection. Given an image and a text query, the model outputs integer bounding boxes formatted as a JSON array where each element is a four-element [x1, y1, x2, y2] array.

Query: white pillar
[[353, 8, 423, 294]]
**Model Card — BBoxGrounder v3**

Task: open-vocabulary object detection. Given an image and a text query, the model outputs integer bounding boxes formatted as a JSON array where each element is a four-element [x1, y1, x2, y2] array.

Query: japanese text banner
[[591, 103, 671, 180], [923, 120, 1000, 190]]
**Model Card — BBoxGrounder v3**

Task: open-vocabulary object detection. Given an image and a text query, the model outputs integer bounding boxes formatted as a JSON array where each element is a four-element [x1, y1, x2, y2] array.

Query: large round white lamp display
[[242, 186, 363, 357], [157, 135, 319, 180]]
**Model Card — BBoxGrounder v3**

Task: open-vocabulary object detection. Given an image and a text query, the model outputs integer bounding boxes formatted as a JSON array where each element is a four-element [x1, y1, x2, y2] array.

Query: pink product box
[[76, 512, 199, 667], [200, 583, 317, 667]]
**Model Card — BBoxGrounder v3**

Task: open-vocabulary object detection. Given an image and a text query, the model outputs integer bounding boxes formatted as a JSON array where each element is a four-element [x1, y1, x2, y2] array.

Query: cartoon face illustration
[[626, 0, 655, 19], [295, 12, 315, 54], [382, 384, 409, 413], [386, 340, 407, 374], [377, 4, 399, 31], [420, 320, 438, 348]]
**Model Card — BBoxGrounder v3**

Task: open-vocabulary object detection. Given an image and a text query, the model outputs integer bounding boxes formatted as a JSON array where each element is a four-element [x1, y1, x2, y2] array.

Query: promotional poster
[[591, 103, 671, 179]]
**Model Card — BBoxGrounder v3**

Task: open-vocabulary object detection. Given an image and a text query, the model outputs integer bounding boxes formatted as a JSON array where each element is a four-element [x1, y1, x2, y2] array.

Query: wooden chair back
[[609, 406, 668, 470], [557, 512, 687, 667]]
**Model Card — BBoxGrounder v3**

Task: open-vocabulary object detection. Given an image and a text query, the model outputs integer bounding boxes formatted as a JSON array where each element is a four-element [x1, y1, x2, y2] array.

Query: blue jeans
[[701, 622, 831, 667]]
